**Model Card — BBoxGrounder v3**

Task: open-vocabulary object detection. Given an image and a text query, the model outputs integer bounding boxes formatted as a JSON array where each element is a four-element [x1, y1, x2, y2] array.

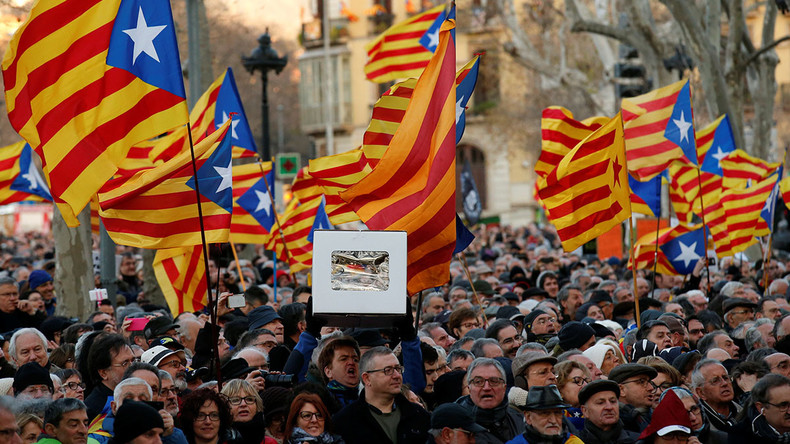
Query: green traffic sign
[[277, 153, 300, 178]]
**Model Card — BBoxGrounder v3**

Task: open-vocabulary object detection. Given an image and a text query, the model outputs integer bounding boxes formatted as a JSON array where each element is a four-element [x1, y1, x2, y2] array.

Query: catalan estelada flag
[[153, 245, 207, 314], [342, 19, 457, 295], [536, 107, 608, 180], [622, 80, 689, 181], [0, 141, 51, 205], [697, 115, 735, 175], [538, 113, 631, 252], [307, 149, 375, 225], [719, 149, 779, 189], [364, 4, 446, 83], [3, 0, 189, 226], [660, 224, 707, 275], [265, 196, 332, 273], [232, 162, 275, 244], [720, 172, 777, 253], [97, 121, 232, 249], [629, 172, 662, 217], [629, 226, 678, 275]]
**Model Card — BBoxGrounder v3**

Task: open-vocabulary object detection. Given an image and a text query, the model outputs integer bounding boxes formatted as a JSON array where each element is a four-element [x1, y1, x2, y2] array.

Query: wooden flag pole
[[458, 252, 489, 328], [694, 166, 712, 295], [229, 237, 247, 292], [650, 215, 660, 292], [629, 216, 641, 329], [185, 122, 222, 389]]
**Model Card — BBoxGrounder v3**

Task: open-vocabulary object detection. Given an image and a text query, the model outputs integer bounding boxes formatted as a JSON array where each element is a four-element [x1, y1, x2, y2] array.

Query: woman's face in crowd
[[559, 368, 588, 406], [193, 400, 221, 442], [62, 375, 85, 401], [20, 421, 40, 444], [296, 402, 325, 437], [228, 393, 257, 423]]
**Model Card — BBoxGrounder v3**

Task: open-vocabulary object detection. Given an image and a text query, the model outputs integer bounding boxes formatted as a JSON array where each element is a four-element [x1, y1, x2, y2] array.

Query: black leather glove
[[393, 296, 417, 341], [305, 296, 327, 338]]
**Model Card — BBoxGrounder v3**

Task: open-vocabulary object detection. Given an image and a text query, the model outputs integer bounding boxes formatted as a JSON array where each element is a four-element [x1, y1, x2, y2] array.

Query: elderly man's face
[[767, 353, 790, 378], [713, 334, 739, 359], [0, 284, 18, 314], [523, 409, 563, 436], [468, 364, 506, 409], [13, 332, 48, 367], [695, 364, 734, 405], [757, 384, 790, 434], [761, 300, 783, 320], [582, 391, 619, 430]]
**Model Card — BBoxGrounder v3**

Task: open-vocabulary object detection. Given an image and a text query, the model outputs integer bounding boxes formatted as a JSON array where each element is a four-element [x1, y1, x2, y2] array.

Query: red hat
[[638, 389, 691, 440]]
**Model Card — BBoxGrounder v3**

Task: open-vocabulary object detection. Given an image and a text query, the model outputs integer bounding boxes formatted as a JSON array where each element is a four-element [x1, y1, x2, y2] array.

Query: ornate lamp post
[[242, 31, 287, 160]]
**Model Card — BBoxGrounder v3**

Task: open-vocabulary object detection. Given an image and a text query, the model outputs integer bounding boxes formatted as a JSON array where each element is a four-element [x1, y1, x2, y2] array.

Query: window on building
[[299, 50, 352, 131]]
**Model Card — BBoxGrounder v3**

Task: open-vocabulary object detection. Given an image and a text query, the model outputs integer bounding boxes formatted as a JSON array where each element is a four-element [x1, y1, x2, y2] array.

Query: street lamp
[[242, 31, 287, 161]]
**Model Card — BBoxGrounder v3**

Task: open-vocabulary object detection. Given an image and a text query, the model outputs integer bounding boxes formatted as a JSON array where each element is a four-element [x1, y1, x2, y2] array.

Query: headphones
[[515, 373, 528, 390]]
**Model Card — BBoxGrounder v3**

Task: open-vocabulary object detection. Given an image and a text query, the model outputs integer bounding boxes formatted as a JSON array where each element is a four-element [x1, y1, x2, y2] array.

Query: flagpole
[[458, 252, 488, 328], [651, 215, 660, 293], [185, 122, 222, 389], [694, 166, 712, 295], [229, 237, 247, 292], [629, 216, 641, 329]]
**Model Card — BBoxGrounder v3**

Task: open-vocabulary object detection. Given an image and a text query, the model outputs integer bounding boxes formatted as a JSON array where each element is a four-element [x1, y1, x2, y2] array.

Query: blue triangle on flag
[[419, 4, 455, 52], [700, 115, 736, 176], [760, 167, 783, 232], [236, 172, 276, 231], [663, 81, 697, 165], [456, 57, 480, 144], [660, 227, 706, 275], [10, 144, 52, 201], [454, 215, 475, 254], [186, 132, 234, 213], [106, 0, 186, 98], [629, 172, 662, 217], [307, 198, 332, 243], [214, 68, 258, 155]]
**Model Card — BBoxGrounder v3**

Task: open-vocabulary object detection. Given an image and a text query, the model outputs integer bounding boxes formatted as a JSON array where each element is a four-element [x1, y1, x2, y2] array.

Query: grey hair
[[470, 338, 500, 358], [447, 349, 474, 365], [198, 381, 218, 390], [9, 328, 47, 364], [597, 280, 617, 289], [0, 277, 17, 288], [744, 326, 766, 352], [43, 398, 86, 427], [175, 318, 201, 342], [769, 279, 790, 296], [720, 281, 745, 298], [516, 342, 547, 357], [419, 322, 443, 336], [11, 267, 28, 281], [696, 330, 729, 355], [465, 358, 506, 385], [691, 358, 726, 390], [421, 292, 444, 310], [556, 349, 582, 362], [158, 370, 173, 383], [557, 285, 582, 303], [359, 346, 394, 373], [234, 346, 268, 363], [113, 377, 152, 401]]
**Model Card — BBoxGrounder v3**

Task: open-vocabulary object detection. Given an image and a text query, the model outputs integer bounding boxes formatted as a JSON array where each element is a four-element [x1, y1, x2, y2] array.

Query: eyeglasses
[[160, 387, 179, 396], [660, 432, 689, 443], [253, 341, 277, 350], [621, 378, 657, 391], [570, 376, 591, 386], [765, 401, 790, 412], [195, 412, 220, 422], [534, 317, 557, 325], [453, 429, 474, 438], [0, 292, 17, 298], [110, 359, 132, 369], [469, 377, 506, 388], [160, 360, 186, 369], [228, 396, 256, 406], [62, 382, 86, 391], [366, 365, 404, 376], [704, 376, 731, 387], [298, 411, 324, 421], [461, 322, 480, 329], [686, 405, 701, 416], [657, 382, 675, 391]]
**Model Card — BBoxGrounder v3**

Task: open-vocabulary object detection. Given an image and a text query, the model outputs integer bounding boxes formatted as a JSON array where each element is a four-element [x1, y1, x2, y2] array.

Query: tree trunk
[[53, 205, 93, 321]]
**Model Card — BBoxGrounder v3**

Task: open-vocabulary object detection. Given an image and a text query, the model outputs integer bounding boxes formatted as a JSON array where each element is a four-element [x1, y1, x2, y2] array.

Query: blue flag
[[629, 171, 664, 217], [214, 68, 258, 155], [11, 144, 51, 201], [461, 159, 482, 225], [700, 115, 736, 176], [106, 0, 186, 98], [760, 167, 783, 233], [186, 131, 234, 213], [456, 57, 480, 143], [419, 4, 455, 52], [660, 226, 706, 275], [236, 168, 276, 231], [307, 198, 332, 243], [454, 215, 475, 254], [664, 80, 697, 165]]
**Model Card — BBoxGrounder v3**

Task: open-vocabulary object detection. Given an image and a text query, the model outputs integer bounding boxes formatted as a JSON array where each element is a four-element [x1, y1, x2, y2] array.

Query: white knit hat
[[583, 342, 615, 370]]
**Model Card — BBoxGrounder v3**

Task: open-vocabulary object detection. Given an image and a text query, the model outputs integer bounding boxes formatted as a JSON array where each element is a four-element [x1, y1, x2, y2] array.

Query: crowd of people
[[1, 224, 790, 443]]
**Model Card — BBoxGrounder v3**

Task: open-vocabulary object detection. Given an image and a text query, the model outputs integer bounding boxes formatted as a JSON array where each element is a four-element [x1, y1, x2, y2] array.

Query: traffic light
[[614, 45, 652, 100]]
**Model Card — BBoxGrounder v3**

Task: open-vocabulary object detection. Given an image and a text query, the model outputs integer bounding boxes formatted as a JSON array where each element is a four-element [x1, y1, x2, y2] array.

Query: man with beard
[[507, 385, 582, 444], [158, 371, 179, 418], [141, 346, 188, 395], [608, 364, 658, 434], [691, 359, 741, 433], [577, 380, 639, 444], [457, 358, 524, 443], [522, 310, 557, 345], [84, 334, 135, 420]]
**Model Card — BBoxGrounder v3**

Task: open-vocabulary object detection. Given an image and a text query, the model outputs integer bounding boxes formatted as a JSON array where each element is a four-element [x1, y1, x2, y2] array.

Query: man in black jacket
[[333, 346, 430, 444], [577, 380, 639, 444]]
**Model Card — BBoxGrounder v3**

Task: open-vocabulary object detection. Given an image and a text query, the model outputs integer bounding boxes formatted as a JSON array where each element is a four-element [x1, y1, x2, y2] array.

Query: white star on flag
[[123, 7, 167, 64], [213, 160, 233, 193], [425, 29, 439, 50], [673, 240, 701, 268], [254, 189, 272, 216], [673, 111, 692, 143], [764, 186, 777, 212], [456, 95, 465, 124], [221, 112, 240, 140], [710, 147, 728, 168]]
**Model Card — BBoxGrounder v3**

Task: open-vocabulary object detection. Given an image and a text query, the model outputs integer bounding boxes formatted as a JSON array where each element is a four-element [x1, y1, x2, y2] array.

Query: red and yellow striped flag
[[0, 142, 48, 205], [231, 162, 274, 244], [154, 245, 207, 314], [364, 4, 445, 83], [720, 149, 780, 189], [695, 114, 724, 164], [538, 113, 631, 252], [3, 0, 189, 226], [629, 226, 679, 275], [342, 19, 457, 295], [621, 80, 688, 181], [264, 197, 326, 273], [307, 149, 377, 225], [536, 107, 608, 179], [97, 122, 232, 249], [720, 173, 776, 252]]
